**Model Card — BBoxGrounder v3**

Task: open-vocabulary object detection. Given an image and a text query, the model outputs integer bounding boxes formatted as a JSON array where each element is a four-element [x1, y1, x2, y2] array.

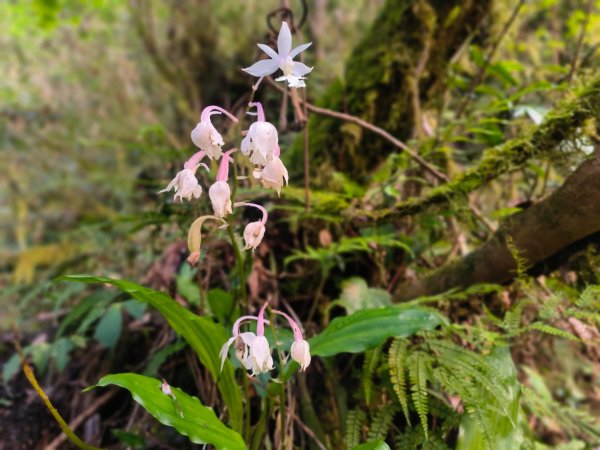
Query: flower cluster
[[159, 21, 310, 263], [220, 301, 311, 375]]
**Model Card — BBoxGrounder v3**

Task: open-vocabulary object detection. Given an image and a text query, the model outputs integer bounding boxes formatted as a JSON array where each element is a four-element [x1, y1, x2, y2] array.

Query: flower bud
[[243, 221, 266, 251], [208, 181, 232, 218], [249, 335, 274, 375], [290, 339, 311, 371]]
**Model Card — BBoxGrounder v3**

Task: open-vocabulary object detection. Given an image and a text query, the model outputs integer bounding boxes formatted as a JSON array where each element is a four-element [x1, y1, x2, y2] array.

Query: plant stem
[[227, 225, 248, 310]]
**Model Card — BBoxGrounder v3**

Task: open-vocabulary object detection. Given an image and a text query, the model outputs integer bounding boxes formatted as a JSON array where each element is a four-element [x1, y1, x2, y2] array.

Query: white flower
[[249, 335, 274, 375], [290, 339, 311, 371], [191, 106, 239, 160], [220, 332, 256, 371], [191, 120, 224, 160], [242, 21, 313, 88], [158, 166, 204, 202], [208, 180, 232, 218], [254, 156, 289, 196], [243, 221, 266, 251], [241, 121, 279, 166]]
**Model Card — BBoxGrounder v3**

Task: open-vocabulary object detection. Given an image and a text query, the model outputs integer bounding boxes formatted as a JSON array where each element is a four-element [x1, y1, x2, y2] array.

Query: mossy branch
[[370, 77, 600, 220]]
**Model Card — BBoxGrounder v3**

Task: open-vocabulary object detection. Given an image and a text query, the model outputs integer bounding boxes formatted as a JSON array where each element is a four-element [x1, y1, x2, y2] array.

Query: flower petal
[[257, 43, 279, 60], [289, 42, 312, 59], [277, 21, 292, 57], [219, 336, 236, 371], [242, 58, 279, 77], [292, 62, 313, 77]]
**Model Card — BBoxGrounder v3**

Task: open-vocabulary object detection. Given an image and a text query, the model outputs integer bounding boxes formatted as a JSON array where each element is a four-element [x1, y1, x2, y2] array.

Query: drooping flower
[[241, 102, 279, 166], [249, 302, 274, 375], [219, 311, 270, 372], [158, 163, 208, 202], [234, 202, 268, 251], [208, 148, 237, 218], [242, 22, 313, 88], [272, 309, 311, 371], [253, 156, 288, 196], [191, 106, 239, 160], [186, 215, 227, 266]]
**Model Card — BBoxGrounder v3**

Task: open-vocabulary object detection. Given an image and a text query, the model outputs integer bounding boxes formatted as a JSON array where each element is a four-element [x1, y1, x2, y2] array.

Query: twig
[[292, 413, 327, 450], [454, 0, 525, 119], [566, 0, 595, 82], [16, 348, 102, 450], [264, 77, 447, 182], [46, 390, 116, 450], [264, 77, 495, 231]]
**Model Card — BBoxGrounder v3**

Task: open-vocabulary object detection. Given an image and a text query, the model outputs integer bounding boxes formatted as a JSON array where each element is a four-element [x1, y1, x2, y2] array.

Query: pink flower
[[191, 106, 238, 160], [241, 102, 279, 167], [272, 309, 311, 371], [235, 202, 268, 251], [249, 302, 274, 375], [219, 308, 271, 372], [158, 163, 208, 202], [242, 22, 313, 88], [253, 156, 288, 196], [208, 148, 237, 218]]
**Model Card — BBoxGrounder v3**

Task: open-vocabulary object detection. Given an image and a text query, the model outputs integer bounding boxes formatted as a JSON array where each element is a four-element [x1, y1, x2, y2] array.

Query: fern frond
[[528, 322, 579, 340], [501, 299, 528, 335], [389, 339, 411, 425], [344, 409, 366, 449], [538, 295, 562, 320], [362, 345, 382, 404], [576, 285, 600, 309], [408, 351, 429, 439], [505, 235, 531, 280], [367, 404, 396, 441]]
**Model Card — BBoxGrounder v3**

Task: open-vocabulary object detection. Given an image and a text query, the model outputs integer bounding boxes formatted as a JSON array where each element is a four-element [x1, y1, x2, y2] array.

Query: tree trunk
[[396, 146, 600, 300]]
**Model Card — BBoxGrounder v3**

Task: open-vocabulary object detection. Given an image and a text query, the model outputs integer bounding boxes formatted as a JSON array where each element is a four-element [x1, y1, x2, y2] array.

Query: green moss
[[375, 77, 600, 219], [290, 0, 492, 185]]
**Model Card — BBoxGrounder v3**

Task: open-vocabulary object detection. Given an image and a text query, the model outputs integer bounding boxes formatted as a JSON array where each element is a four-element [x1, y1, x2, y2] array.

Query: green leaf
[[309, 307, 442, 357], [351, 440, 391, 450], [93, 373, 246, 450], [208, 288, 235, 323], [332, 277, 392, 315], [60, 275, 243, 432], [457, 347, 523, 450], [94, 303, 122, 349]]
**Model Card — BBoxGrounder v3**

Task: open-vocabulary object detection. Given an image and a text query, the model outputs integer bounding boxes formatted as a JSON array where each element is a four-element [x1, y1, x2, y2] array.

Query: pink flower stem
[[200, 105, 239, 123], [233, 202, 268, 225], [272, 310, 304, 341], [232, 315, 270, 336], [184, 150, 206, 170], [248, 102, 266, 122], [256, 301, 269, 336], [216, 148, 238, 182]]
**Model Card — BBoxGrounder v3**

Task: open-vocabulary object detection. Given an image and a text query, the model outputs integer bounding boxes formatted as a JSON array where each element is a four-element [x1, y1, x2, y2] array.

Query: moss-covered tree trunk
[[296, 0, 492, 183]]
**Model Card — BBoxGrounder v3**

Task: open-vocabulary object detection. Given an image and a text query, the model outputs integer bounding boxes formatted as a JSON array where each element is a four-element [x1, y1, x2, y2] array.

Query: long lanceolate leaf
[[309, 307, 443, 357], [60, 275, 243, 432], [93, 373, 246, 450]]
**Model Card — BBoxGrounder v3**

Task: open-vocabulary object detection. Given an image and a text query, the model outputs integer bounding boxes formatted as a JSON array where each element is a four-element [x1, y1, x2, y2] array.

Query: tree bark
[[396, 146, 600, 300], [291, 0, 492, 182]]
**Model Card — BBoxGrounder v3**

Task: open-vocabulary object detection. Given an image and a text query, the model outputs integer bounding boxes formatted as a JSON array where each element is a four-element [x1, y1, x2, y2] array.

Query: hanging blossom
[[220, 302, 274, 375], [209, 148, 236, 219], [253, 147, 288, 196], [186, 214, 227, 266], [242, 21, 313, 88], [220, 302, 311, 376], [219, 312, 270, 372], [241, 102, 279, 166], [234, 202, 267, 251], [191, 105, 239, 160], [158, 161, 209, 202]]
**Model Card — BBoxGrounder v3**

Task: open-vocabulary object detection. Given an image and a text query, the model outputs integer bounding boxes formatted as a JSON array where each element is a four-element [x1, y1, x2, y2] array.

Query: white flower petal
[[242, 58, 279, 77], [257, 43, 279, 60], [289, 42, 312, 59], [277, 22, 292, 57], [219, 336, 237, 371], [292, 62, 313, 77]]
